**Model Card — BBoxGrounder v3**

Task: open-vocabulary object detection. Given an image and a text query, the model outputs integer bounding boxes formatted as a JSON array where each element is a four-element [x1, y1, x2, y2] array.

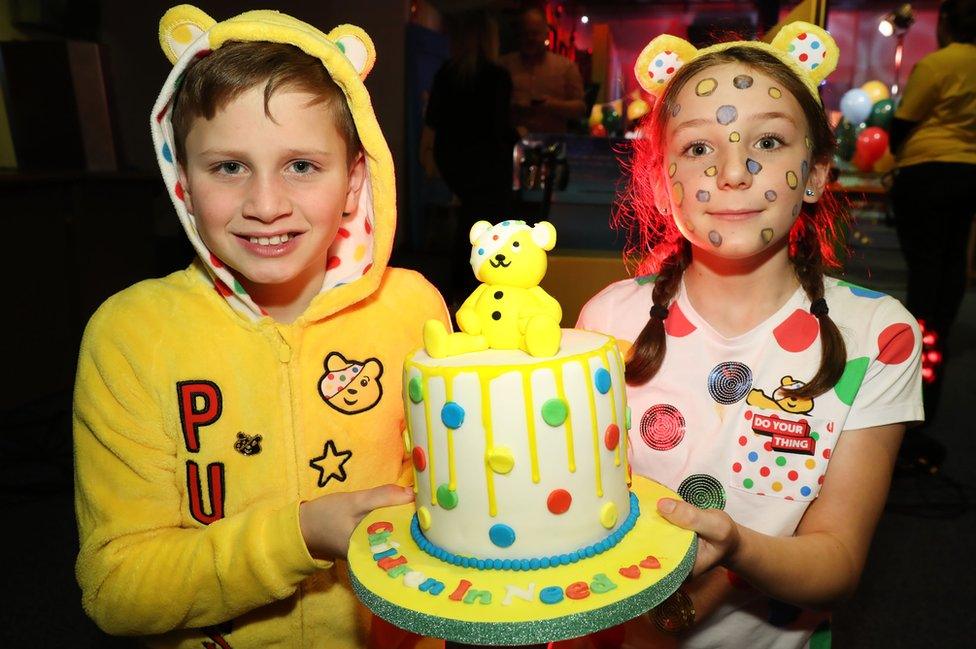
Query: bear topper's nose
[[495, 253, 506, 262]]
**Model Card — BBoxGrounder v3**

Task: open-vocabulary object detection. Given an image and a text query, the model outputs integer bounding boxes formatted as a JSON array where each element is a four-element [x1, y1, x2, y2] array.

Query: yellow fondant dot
[[771, 482, 783, 492], [705, 166, 718, 177], [669, 162, 677, 178], [600, 502, 618, 529], [805, 459, 816, 469], [729, 131, 740, 142], [402, 430, 410, 454], [486, 446, 515, 474], [786, 170, 798, 189], [171, 24, 194, 44], [418, 506, 431, 530], [354, 244, 366, 262], [672, 181, 684, 205], [769, 87, 783, 99]]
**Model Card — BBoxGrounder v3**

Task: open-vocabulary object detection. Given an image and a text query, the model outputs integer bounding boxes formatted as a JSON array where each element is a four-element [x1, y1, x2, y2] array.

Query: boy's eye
[[290, 160, 316, 174], [219, 162, 243, 174]]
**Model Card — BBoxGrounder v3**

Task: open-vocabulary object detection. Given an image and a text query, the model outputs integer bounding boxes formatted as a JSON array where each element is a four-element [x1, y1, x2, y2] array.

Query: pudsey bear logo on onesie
[[318, 352, 384, 414]]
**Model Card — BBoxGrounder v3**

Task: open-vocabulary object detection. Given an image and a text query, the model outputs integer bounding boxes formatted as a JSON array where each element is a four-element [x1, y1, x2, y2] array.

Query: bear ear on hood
[[159, 4, 216, 65], [327, 25, 376, 81]]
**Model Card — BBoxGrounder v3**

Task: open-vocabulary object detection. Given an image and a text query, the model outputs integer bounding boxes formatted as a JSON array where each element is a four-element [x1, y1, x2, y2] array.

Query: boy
[[73, 6, 448, 648]]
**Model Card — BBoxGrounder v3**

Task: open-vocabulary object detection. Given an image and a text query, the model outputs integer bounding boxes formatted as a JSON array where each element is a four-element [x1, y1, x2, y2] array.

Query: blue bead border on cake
[[410, 491, 640, 571]]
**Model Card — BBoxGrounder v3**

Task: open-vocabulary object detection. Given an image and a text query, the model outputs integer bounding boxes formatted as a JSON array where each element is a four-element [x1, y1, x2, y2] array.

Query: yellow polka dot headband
[[634, 21, 839, 104]]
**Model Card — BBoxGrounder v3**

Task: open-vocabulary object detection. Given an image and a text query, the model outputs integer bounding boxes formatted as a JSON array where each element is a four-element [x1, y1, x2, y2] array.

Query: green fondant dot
[[436, 484, 458, 509], [811, 431, 820, 441], [541, 399, 568, 426], [336, 41, 346, 53], [626, 406, 632, 430], [834, 356, 870, 405], [233, 279, 246, 294], [339, 374, 346, 383], [743, 478, 754, 489], [408, 376, 424, 403], [775, 456, 787, 467]]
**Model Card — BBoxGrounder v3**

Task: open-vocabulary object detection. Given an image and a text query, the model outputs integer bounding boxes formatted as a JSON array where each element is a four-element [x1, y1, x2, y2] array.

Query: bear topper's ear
[[159, 4, 216, 65], [327, 25, 376, 81], [531, 221, 557, 251], [634, 34, 699, 96], [769, 21, 838, 85], [469, 221, 493, 244]]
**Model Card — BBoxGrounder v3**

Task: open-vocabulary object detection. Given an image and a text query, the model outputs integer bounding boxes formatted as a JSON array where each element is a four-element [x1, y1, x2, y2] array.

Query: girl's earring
[[805, 189, 815, 197]]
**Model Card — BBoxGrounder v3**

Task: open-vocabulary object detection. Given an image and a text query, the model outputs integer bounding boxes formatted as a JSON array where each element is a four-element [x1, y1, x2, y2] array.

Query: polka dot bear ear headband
[[634, 21, 839, 105]]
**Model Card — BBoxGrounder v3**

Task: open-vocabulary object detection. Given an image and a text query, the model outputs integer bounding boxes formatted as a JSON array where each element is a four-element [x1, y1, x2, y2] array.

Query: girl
[[577, 23, 923, 648]]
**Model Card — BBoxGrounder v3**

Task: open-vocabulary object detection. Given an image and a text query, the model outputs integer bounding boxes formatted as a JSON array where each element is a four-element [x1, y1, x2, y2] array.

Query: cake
[[403, 328, 633, 569]]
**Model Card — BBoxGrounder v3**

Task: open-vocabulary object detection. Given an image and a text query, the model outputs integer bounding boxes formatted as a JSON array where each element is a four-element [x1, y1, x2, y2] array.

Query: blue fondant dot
[[489, 523, 516, 548], [656, 59, 664, 67], [811, 41, 820, 49], [493, 559, 503, 569], [571, 552, 580, 563], [540, 586, 564, 604], [161, 142, 173, 163], [595, 368, 612, 394], [541, 557, 550, 569], [441, 402, 465, 429], [748, 451, 759, 462], [530, 558, 540, 570], [585, 546, 595, 558], [476, 559, 485, 570], [811, 63, 819, 69], [522, 559, 531, 570], [503, 559, 512, 570], [478, 248, 485, 255], [800, 486, 812, 497], [512, 561, 521, 571], [503, 220, 510, 226]]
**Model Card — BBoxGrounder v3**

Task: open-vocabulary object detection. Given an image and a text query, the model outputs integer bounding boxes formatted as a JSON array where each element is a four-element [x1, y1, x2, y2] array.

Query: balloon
[[855, 126, 890, 167], [873, 149, 895, 173], [852, 150, 874, 172], [861, 80, 890, 104], [867, 99, 895, 131], [840, 88, 873, 125], [588, 104, 604, 127], [590, 122, 607, 137], [834, 119, 856, 161], [627, 98, 650, 122]]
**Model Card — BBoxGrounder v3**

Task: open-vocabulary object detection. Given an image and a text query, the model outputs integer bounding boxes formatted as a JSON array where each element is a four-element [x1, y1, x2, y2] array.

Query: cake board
[[349, 476, 697, 646]]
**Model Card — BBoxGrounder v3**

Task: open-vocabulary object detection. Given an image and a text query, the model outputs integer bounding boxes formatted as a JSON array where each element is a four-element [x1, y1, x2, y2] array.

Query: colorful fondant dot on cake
[[600, 502, 618, 529], [417, 506, 431, 530], [625, 406, 632, 430], [541, 398, 569, 426], [486, 446, 515, 474], [489, 523, 516, 548], [436, 484, 459, 509], [605, 423, 620, 451], [441, 402, 465, 429], [547, 488, 572, 514], [407, 376, 424, 403], [594, 368, 612, 394], [412, 446, 427, 472]]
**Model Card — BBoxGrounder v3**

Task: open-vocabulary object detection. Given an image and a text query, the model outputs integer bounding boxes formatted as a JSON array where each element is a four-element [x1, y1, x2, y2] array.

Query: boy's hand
[[657, 498, 740, 577], [299, 484, 414, 562]]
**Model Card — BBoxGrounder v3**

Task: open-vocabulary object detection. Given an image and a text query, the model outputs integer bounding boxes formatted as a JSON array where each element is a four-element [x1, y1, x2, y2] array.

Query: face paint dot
[[732, 74, 754, 89], [804, 136, 813, 150], [671, 103, 681, 117], [669, 162, 677, 178], [684, 220, 695, 232], [792, 203, 801, 217], [705, 166, 718, 177], [786, 170, 798, 189], [672, 181, 684, 205], [761, 228, 774, 243], [708, 230, 722, 247], [746, 158, 762, 175], [765, 190, 778, 201], [695, 78, 718, 96], [729, 131, 740, 142], [801, 160, 810, 182], [716, 105, 738, 125], [696, 189, 710, 202], [769, 87, 783, 99]]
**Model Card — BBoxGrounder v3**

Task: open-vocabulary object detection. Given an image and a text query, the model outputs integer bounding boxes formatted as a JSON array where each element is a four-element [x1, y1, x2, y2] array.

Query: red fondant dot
[[210, 252, 223, 268], [174, 181, 185, 202], [823, 448, 831, 459], [818, 475, 825, 484], [605, 424, 620, 450], [788, 470, 799, 481], [773, 309, 819, 352], [412, 446, 427, 472], [327, 373, 334, 380], [156, 104, 169, 123], [213, 278, 232, 297], [665, 50, 672, 55], [326, 256, 341, 270], [785, 496, 794, 501], [649, 70, 655, 78], [362, 263, 373, 276], [877, 323, 915, 365], [547, 489, 572, 514], [738, 435, 748, 446], [663, 301, 697, 337], [760, 466, 771, 477], [798, 32, 808, 40], [493, 234, 499, 240], [666, 67, 674, 74], [799, 53, 809, 62], [337, 227, 351, 239], [364, 219, 372, 234], [732, 462, 742, 473]]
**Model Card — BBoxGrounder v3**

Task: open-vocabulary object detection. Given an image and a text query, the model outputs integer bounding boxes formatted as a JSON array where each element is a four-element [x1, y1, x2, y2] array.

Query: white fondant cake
[[403, 329, 631, 564]]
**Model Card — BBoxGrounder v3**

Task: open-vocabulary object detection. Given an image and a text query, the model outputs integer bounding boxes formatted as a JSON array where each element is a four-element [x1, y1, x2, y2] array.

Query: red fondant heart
[[640, 556, 661, 569], [618, 565, 640, 579]]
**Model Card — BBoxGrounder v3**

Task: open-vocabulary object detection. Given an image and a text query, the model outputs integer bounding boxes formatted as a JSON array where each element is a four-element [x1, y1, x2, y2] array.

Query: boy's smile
[[664, 63, 826, 260], [179, 85, 364, 314]]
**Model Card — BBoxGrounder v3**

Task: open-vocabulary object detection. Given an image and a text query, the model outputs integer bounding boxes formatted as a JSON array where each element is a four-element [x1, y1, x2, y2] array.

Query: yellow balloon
[[589, 103, 604, 127], [861, 80, 890, 104], [627, 98, 650, 122], [873, 149, 896, 173]]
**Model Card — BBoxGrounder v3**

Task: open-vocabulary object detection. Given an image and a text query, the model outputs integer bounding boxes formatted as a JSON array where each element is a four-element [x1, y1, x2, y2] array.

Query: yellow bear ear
[[634, 35, 699, 96], [469, 221, 492, 245], [769, 21, 838, 85], [531, 221, 557, 252], [159, 5, 216, 65], [327, 25, 376, 81]]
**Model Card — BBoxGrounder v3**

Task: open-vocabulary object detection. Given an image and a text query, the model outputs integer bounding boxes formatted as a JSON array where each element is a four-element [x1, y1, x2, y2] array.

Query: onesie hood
[[151, 4, 395, 322]]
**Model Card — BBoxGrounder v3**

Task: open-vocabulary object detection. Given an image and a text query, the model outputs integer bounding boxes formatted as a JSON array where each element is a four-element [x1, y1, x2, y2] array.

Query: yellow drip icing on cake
[[403, 329, 631, 561]]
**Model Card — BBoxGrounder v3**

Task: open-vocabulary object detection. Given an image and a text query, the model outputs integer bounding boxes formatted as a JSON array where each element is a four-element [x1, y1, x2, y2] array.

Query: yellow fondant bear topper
[[424, 220, 562, 358]]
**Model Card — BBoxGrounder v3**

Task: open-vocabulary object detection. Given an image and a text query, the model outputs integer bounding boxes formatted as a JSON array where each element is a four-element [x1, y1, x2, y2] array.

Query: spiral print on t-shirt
[[640, 404, 686, 450], [677, 474, 727, 510], [707, 361, 753, 404]]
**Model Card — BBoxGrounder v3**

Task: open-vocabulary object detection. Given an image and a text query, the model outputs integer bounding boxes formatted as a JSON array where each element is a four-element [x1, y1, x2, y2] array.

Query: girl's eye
[[218, 162, 242, 174], [684, 141, 713, 157], [291, 160, 316, 174], [756, 136, 784, 150]]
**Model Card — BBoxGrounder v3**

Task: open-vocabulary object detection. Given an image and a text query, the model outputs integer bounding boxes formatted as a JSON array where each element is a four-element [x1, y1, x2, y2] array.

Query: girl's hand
[[299, 484, 414, 561], [657, 498, 740, 577]]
